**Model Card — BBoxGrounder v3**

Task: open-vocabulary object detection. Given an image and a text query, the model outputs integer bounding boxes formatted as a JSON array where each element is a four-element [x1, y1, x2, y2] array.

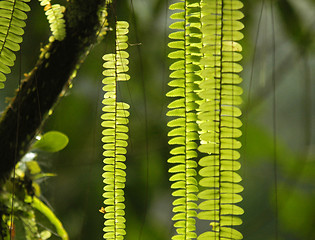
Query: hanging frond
[[0, 0, 30, 88], [38, 0, 66, 41], [101, 20, 130, 240], [167, 0, 203, 239], [196, 0, 244, 239]]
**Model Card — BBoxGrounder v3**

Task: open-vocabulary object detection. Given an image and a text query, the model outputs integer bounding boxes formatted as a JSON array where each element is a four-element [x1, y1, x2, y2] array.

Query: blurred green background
[[1, 0, 314, 239]]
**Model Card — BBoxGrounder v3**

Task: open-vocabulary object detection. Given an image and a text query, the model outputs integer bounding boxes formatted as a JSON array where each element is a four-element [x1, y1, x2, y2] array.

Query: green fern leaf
[[101, 20, 129, 240], [167, 0, 203, 239], [0, 0, 30, 88], [196, 0, 244, 239], [38, 0, 66, 41]]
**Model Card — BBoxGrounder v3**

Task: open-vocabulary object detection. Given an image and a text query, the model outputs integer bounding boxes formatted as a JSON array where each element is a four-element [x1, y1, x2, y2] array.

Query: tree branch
[[0, 0, 107, 184]]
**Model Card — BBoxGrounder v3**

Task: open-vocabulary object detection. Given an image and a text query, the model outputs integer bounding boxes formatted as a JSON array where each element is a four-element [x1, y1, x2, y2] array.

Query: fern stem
[[184, 1, 189, 239], [218, 1, 224, 237]]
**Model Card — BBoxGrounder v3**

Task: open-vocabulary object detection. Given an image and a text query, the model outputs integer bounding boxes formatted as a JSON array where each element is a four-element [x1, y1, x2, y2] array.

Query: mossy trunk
[[0, 0, 107, 184]]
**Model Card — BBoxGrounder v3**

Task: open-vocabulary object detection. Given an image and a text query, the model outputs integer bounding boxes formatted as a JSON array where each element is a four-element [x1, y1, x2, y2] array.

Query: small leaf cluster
[[0, 131, 69, 240]]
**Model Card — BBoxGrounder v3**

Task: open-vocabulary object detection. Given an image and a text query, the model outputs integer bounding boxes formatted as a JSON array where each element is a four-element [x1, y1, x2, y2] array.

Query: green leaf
[[40, 230, 52, 240], [169, 2, 185, 10], [25, 160, 41, 175], [32, 131, 69, 152], [168, 40, 184, 49], [32, 197, 69, 240]]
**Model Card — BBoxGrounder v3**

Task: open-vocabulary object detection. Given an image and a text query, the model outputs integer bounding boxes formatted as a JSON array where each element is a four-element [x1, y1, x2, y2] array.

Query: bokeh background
[[1, 0, 315, 239]]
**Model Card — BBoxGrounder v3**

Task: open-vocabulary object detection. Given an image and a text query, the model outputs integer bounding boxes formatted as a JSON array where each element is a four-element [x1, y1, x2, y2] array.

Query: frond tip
[[38, 0, 66, 41], [101, 20, 130, 240], [0, 0, 31, 88]]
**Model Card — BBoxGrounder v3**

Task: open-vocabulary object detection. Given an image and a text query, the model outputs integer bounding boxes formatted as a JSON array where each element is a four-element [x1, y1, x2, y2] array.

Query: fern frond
[[38, 0, 66, 41], [167, 0, 203, 239], [0, 0, 30, 88], [197, 0, 244, 239], [101, 20, 129, 240]]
